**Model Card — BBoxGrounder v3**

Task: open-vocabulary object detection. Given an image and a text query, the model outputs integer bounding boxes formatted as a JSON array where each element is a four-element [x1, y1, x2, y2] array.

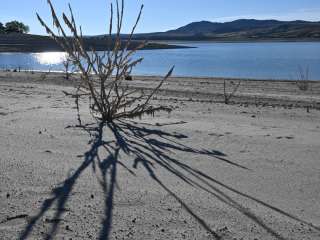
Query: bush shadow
[[20, 120, 320, 240]]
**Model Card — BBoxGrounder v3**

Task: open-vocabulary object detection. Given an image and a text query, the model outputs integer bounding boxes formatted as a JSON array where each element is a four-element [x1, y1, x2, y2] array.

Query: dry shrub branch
[[37, 0, 174, 123]]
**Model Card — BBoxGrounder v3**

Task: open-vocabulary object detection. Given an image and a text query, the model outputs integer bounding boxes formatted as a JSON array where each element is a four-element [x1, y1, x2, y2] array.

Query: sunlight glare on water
[[33, 52, 67, 65]]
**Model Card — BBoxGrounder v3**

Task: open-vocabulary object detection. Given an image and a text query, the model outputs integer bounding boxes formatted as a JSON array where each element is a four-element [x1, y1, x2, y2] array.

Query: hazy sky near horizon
[[0, 0, 319, 35]]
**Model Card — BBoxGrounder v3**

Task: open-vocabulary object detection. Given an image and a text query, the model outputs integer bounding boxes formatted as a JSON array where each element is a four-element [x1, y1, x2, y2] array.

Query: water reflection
[[33, 52, 67, 65]]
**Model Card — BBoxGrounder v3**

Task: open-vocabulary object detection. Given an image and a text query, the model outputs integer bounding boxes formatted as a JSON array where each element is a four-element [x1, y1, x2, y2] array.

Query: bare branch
[[38, 0, 174, 123]]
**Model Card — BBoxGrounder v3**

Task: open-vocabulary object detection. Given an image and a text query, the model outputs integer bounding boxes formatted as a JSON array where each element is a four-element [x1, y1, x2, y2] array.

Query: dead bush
[[37, 0, 174, 124]]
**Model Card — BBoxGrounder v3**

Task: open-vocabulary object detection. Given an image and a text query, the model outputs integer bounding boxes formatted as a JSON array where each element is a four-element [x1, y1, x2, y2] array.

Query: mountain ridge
[[130, 19, 320, 41], [1, 19, 320, 52]]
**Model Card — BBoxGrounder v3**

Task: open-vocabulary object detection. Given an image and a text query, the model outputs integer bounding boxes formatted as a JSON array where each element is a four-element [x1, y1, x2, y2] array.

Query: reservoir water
[[0, 42, 319, 80]]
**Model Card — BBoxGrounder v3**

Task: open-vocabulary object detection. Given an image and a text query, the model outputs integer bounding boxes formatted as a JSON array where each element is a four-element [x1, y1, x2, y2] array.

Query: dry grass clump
[[296, 66, 311, 91], [223, 80, 241, 104], [37, 0, 173, 123]]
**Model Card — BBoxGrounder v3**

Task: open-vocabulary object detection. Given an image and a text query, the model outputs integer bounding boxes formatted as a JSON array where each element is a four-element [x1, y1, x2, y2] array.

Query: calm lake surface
[[0, 42, 320, 80]]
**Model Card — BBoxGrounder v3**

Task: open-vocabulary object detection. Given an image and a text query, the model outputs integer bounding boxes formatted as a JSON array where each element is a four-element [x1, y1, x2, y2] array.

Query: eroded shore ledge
[[1, 71, 319, 109]]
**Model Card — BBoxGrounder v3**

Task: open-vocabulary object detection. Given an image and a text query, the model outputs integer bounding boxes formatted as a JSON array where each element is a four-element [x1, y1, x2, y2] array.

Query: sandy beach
[[1, 71, 320, 239]]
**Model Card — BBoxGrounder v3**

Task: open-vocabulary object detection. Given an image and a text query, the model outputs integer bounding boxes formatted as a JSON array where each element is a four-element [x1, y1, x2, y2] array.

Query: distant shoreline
[[0, 43, 191, 53], [1, 38, 319, 53], [1, 32, 320, 53], [157, 38, 320, 44], [0, 33, 192, 53], [1, 40, 319, 53]]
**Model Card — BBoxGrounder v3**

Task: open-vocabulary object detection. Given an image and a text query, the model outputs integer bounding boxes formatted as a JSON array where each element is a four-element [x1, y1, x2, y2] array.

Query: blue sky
[[0, 0, 319, 35]]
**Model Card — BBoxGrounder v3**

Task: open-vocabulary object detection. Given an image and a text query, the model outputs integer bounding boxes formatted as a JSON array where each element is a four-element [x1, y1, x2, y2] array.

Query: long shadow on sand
[[20, 120, 320, 240]]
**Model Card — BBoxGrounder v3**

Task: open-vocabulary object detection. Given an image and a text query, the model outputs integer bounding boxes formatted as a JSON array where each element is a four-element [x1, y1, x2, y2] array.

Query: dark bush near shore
[[0, 21, 29, 34]]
